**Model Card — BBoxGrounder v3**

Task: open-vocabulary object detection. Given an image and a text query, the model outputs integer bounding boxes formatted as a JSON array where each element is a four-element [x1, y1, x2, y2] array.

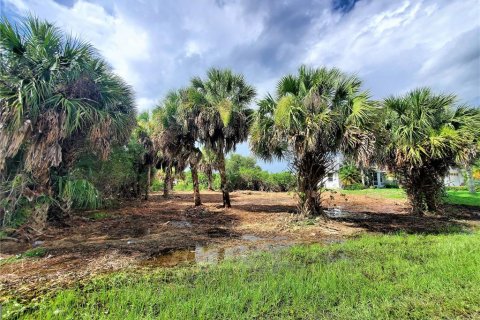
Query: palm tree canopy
[[0, 16, 136, 183], [188, 68, 256, 153], [199, 147, 217, 171], [381, 88, 480, 169], [250, 65, 377, 165], [152, 89, 197, 172]]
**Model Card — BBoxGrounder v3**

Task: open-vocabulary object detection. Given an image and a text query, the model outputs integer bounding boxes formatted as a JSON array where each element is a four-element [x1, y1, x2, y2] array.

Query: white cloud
[[303, 0, 480, 103], [136, 97, 157, 112], [5, 0, 151, 103]]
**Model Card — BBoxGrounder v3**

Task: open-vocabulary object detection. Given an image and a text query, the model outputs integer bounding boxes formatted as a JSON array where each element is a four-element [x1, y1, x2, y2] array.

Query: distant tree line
[[164, 154, 296, 193]]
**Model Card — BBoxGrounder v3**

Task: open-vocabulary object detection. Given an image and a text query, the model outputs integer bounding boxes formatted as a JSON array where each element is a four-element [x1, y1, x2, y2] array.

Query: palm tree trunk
[[144, 164, 151, 200], [217, 152, 231, 208], [191, 162, 202, 206], [360, 167, 365, 186], [298, 174, 322, 216], [163, 165, 171, 197], [169, 170, 174, 190], [466, 165, 476, 194], [207, 168, 214, 191]]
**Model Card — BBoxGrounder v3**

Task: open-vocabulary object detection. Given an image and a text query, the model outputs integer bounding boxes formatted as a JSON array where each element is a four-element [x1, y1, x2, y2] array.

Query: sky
[[1, 0, 479, 172]]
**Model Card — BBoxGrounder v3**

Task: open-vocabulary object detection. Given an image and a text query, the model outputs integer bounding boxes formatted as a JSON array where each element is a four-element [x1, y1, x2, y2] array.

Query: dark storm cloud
[[332, 0, 360, 14]]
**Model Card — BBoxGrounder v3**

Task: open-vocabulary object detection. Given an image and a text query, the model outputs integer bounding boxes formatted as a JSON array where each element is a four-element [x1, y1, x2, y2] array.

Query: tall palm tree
[[379, 88, 479, 214], [251, 66, 377, 216], [187, 68, 256, 207], [0, 16, 135, 224], [199, 147, 217, 190], [152, 90, 202, 205], [135, 112, 156, 200]]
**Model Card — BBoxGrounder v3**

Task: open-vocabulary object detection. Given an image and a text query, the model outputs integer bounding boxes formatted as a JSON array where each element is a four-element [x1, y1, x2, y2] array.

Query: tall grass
[[58, 177, 102, 210], [13, 232, 480, 319]]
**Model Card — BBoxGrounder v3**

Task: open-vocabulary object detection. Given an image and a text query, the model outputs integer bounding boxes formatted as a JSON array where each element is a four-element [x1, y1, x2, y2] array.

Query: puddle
[[324, 208, 369, 220], [140, 241, 294, 268]]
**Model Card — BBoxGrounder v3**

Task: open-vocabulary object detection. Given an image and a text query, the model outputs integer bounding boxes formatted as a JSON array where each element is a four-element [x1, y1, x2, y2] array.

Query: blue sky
[[1, 0, 479, 172]]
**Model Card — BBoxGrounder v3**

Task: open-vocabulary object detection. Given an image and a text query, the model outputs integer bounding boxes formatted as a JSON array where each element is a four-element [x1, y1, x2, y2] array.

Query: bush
[[339, 163, 361, 187], [384, 182, 400, 189], [151, 179, 164, 192], [446, 185, 479, 192], [71, 139, 149, 202], [343, 183, 364, 190]]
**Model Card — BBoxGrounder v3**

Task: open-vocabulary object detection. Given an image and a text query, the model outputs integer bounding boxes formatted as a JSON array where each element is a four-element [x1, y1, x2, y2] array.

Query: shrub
[[339, 163, 362, 187], [343, 183, 364, 190]]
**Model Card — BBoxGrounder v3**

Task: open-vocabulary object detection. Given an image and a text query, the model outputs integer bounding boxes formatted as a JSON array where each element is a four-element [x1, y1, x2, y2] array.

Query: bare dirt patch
[[1, 190, 478, 303]]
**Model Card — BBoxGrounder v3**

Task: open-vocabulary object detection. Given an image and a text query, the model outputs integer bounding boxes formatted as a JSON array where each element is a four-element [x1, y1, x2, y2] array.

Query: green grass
[[88, 212, 111, 220], [339, 188, 407, 200], [340, 188, 480, 206], [8, 232, 480, 319], [444, 190, 480, 206], [0, 247, 47, 267], [0, 230, 8, 240], [22, 247, 47, 258]]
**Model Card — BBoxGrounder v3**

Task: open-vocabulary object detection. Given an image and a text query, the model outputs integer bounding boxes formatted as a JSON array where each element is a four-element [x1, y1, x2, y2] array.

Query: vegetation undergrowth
[[0, 247, 47, 267], [7, 232, 480, 319]]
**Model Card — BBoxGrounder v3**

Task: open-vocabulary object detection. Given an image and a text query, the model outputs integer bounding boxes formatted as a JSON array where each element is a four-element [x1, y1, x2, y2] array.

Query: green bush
[[446, 185, 479, 192], [339, 163, 361, 187], [384, 182, 400, 189], [151, 179, 164, 192], [71, 139, 149, 202], [343, 183, 364, 190], [57, 177, 102, 210]]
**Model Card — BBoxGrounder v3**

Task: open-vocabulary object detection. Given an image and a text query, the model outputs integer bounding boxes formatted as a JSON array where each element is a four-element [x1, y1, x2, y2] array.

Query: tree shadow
[[232, 203, 297, 214], [331, 208, 478, 235]]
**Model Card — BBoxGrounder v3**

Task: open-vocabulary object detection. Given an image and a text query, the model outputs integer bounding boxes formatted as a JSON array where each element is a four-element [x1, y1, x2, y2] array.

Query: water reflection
[[140, 240, 293, 268]]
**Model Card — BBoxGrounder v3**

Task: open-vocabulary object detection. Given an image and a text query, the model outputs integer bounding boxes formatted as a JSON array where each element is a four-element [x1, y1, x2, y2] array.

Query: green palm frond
[[217, 98, 233, 126]]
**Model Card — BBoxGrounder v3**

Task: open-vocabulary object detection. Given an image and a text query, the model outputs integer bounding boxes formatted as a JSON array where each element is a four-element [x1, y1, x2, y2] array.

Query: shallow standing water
[[140, 234, 297, 268]]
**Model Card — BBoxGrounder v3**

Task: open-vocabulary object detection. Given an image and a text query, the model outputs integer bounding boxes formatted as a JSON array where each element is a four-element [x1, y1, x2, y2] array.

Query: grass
[[88, 212, 111, 220], [340, 188, 480, 206], [339, 188, 407, 200], [7, 232, 480, 319], [445, 189, 480, 206], [0, 247, 47, 267], [22, 247, 47, 258], [0, 230, 8, 240]]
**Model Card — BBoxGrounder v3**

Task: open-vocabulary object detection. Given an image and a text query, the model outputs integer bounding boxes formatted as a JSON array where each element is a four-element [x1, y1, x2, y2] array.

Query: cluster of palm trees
[[149, 69, 256, 207], [149, 65, 478, 216], [1, 16, 478, 229]]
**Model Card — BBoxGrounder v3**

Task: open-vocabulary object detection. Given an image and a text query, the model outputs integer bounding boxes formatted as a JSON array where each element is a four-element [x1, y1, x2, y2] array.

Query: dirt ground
[[1, 190, 479, 303]]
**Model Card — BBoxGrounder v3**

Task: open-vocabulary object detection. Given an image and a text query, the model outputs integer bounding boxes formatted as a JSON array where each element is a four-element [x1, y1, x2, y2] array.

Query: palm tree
[[0, 16, 135, 224], [152, 90, 202, 205], [188, 147, 203, 206], [135, 112, 156, 200], [199, 147, 217, 190], [250, 66, 377, 216], [379, 88, 479, 214], [187, 68, 256, 207]]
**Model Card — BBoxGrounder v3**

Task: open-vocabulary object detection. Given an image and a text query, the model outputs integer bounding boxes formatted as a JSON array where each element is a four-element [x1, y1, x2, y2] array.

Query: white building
[[321, 153, 464, 189], [322, 153, 386, 189], [444, 168, 464, 187]]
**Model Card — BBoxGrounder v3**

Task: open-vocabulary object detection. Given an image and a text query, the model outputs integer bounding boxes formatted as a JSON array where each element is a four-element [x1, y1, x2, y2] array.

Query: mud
[[1, 190, 478, 303]]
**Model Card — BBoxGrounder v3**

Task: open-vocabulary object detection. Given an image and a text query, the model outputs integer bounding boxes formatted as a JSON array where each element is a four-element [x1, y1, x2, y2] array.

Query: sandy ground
[[1, 190, 479, 302]]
